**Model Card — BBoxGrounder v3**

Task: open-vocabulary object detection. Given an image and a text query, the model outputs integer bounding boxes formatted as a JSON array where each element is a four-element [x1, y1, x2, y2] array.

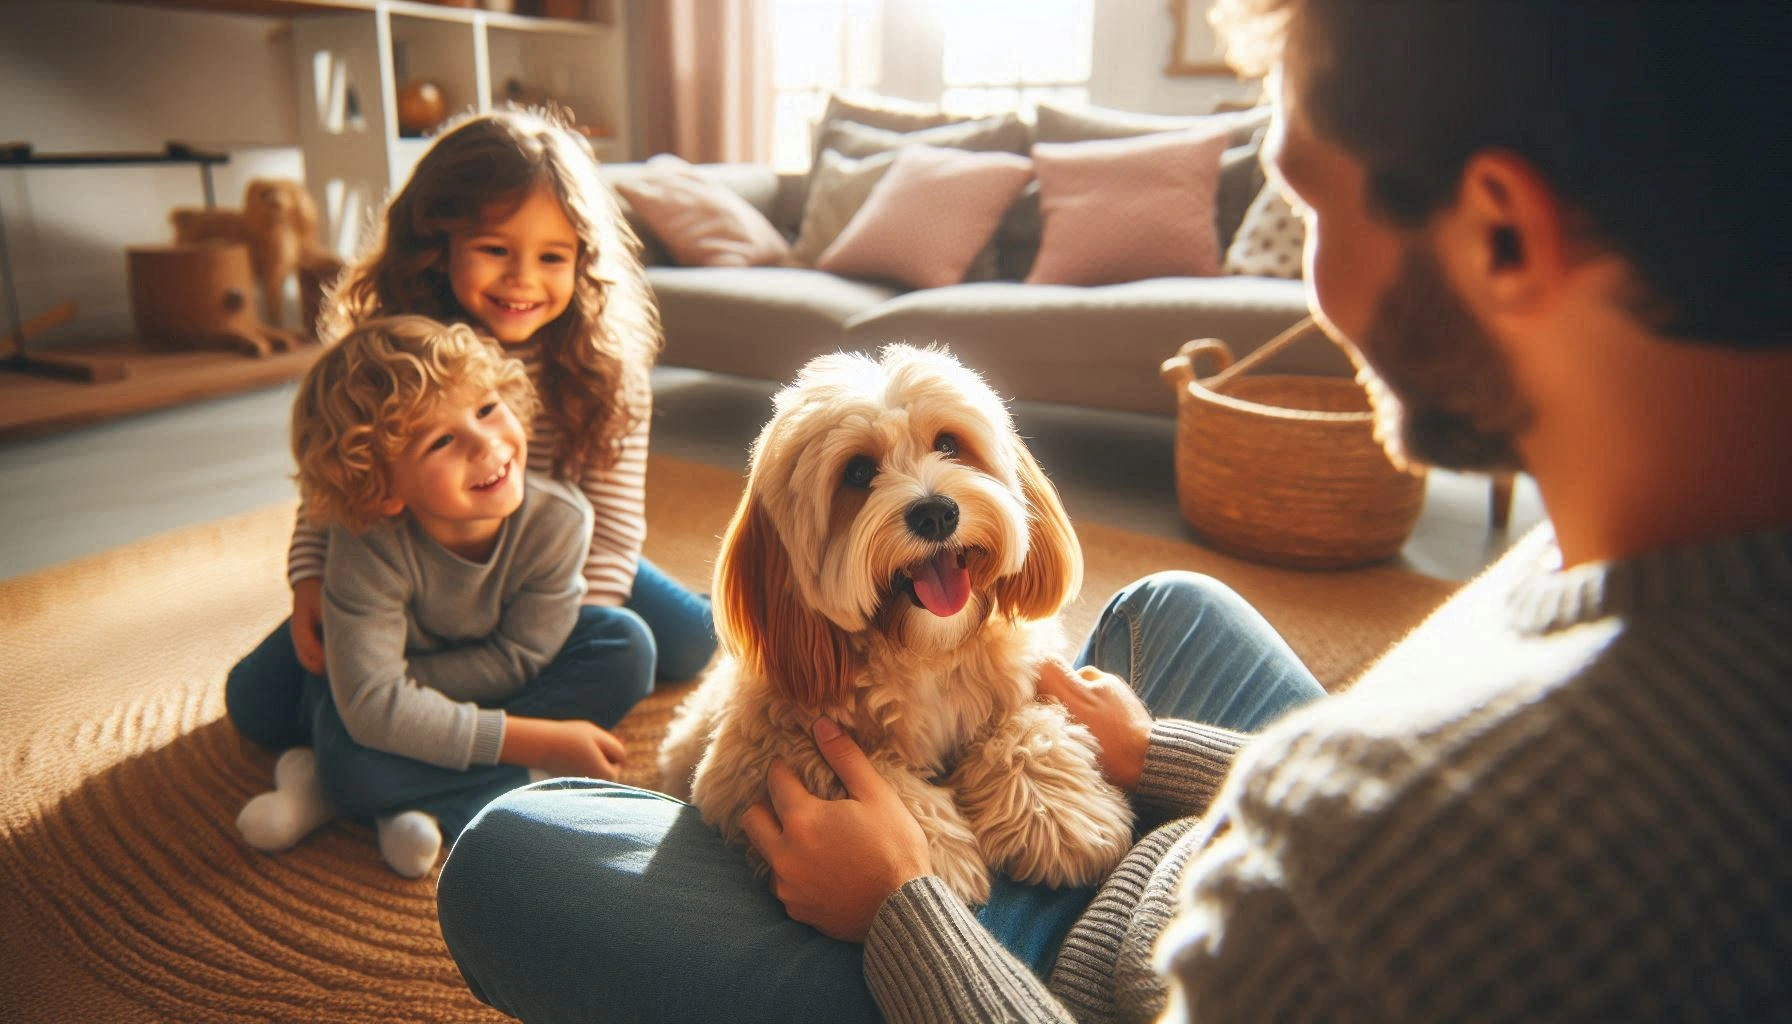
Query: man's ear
[[378, 496, 405, 517], [1436, 150, 1575, 315]]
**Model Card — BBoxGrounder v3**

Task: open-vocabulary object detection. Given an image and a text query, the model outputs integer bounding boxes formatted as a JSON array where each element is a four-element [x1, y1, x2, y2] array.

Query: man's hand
[[741, 718, 931, 943], [291, 578, 327, 674], [1037, 658, 1153, 792], [500, 717, 627, 780]]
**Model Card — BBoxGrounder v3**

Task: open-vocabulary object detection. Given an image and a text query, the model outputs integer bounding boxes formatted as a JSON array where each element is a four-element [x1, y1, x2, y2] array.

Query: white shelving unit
[[288, 0, 632, 258]]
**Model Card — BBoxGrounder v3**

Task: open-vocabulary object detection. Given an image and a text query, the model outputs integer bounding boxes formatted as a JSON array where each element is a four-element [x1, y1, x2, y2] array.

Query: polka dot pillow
[[1223, 182, 1306, 279]]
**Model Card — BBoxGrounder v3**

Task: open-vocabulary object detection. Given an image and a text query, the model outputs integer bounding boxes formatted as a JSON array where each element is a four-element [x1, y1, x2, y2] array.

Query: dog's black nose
[[905, 496, 959, 541]]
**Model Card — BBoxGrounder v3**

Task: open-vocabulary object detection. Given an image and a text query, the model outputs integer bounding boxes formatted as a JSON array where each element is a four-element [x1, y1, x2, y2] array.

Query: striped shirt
[[288, 344, 648, 607], [864, 526, 1792, 1022]]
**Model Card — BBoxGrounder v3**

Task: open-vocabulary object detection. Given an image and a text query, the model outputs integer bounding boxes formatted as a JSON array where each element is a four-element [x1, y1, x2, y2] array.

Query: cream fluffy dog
[[660, 345, 1133, 905]]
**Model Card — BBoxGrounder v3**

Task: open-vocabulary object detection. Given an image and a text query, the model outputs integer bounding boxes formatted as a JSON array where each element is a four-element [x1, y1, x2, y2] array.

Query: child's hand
[[501, 717, 627, 780], [291, 578, 327, 674], [1036, 658, 1153, 792]]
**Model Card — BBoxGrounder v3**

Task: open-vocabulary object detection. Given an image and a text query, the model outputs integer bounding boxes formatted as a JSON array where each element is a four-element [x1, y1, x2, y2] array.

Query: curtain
[[639, 0, 773, 163]]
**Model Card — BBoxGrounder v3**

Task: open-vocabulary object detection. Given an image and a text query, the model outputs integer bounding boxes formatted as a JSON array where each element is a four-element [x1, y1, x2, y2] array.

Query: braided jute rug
[[0, 455, 1455, 1023]]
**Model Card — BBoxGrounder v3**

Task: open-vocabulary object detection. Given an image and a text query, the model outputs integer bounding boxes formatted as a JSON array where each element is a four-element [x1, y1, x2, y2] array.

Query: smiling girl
[[226, 111, 714, 854]]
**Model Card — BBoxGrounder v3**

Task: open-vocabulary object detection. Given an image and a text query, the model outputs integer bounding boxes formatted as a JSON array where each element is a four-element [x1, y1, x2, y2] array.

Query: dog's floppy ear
[[995, 443, 1083, 620], [713, 491, 859, 708]]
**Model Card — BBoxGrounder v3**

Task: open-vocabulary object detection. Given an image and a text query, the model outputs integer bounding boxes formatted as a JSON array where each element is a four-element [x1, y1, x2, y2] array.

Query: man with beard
[[436, 2, 1789, 1021]]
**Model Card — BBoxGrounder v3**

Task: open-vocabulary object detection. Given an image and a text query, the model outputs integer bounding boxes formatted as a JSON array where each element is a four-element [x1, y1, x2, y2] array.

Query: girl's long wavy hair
[[321, 107, 660, 480]]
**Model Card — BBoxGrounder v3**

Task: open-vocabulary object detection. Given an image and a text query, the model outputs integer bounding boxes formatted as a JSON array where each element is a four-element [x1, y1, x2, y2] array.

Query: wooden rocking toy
[[127, 243, 302, 358]]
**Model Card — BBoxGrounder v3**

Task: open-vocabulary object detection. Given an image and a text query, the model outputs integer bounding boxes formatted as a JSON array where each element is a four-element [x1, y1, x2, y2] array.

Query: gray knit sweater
[[864, 526, 1792, 1022], [322, 473, 592, 771]]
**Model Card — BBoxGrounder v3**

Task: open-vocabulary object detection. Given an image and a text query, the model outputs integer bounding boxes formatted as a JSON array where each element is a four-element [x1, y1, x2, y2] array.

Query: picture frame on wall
[[1166, 0, 1234, 76]]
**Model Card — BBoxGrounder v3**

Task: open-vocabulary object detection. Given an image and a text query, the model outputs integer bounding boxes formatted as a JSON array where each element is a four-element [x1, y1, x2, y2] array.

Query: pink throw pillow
[[1025, 130, 1230, 286], [817, 147, 1033, 290], [611, 154, 790, 268]]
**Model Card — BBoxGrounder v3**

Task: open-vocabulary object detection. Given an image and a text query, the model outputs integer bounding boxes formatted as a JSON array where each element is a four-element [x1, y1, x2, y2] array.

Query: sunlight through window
[[770, 0, 1093, 170], [937, 0, 1092, 117], [771, 0, 882, 171]]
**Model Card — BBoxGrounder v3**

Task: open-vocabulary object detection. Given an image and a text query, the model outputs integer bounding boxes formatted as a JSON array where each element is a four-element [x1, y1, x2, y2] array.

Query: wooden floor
[[0, 339, 323, 442]]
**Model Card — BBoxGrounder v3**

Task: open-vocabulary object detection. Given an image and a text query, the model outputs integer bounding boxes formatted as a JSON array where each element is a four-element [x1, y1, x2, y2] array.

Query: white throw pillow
[[1223, 182, 1306, 279]]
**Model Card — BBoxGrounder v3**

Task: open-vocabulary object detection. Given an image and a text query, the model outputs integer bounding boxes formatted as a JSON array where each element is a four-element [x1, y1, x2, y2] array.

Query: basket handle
[[1203, 315, 1326, 390], [1160, 338, 1236, 391]]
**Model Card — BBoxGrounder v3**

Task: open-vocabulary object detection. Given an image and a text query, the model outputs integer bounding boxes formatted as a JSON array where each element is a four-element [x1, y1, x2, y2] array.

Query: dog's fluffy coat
[[660, 345, 1133, 905]]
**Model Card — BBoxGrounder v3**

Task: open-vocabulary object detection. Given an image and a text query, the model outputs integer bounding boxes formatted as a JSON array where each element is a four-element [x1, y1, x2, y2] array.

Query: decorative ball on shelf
[[396, 81, 446, 138]]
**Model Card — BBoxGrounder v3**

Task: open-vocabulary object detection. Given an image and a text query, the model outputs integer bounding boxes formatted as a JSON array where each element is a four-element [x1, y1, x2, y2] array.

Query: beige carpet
[[0, 456, 1456, 1023]]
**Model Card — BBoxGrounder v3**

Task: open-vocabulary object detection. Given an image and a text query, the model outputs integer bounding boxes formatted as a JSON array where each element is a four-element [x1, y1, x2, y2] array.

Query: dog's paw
[[953, 703, 1134, 888], [878, 765, 991, 906], [929, 832, 994, 907]]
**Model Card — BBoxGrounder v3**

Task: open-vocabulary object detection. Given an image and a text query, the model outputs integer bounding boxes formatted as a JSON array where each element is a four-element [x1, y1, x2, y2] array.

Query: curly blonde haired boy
[[234, 315, 639, 878]]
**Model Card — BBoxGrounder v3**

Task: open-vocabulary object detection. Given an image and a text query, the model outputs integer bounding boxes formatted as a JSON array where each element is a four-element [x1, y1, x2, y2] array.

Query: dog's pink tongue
[[911, 550, 971, 617]]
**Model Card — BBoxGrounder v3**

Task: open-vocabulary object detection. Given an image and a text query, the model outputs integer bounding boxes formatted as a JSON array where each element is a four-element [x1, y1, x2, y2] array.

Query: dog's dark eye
[[934, 433, 959, 458], [843, 455, 877, 489]]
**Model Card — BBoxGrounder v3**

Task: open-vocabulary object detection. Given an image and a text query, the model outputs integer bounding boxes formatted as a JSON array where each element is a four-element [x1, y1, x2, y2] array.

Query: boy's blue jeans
[[226, 557, 715, 837], [436, 571, 1327, 1023]]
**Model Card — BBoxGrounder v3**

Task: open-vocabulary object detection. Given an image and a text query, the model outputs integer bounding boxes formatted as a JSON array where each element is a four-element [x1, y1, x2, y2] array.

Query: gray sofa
[[603, 159, 1344, 418]]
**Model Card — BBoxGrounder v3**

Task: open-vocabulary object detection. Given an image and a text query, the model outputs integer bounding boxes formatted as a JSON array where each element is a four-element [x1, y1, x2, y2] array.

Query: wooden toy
[[171, 179, 334, 330], [127, 243, 302, 358]]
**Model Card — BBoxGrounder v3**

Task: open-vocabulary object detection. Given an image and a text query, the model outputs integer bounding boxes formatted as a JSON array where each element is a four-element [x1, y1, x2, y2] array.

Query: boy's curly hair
[[292, 315, 537, 533], [319, 106, 660, 480]]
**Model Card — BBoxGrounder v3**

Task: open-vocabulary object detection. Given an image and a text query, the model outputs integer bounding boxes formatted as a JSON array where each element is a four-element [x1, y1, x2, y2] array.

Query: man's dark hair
[[1214, 0, 1790, 348]]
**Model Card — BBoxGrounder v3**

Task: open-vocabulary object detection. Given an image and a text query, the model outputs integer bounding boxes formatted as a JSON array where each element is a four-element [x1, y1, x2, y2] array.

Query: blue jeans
[[226, 556, 716, 752], [226, 558, 715, 837], [436, 572, 1325, 1023]]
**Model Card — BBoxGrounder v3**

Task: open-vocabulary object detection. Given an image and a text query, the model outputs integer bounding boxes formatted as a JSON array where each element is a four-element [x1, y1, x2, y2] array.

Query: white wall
[[1087, 0, 1260, 114], [0, 2, 303, 347]]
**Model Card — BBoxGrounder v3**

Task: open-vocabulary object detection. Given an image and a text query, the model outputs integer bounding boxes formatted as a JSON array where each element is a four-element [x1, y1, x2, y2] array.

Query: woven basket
[[1159, 317, 1426, 569]]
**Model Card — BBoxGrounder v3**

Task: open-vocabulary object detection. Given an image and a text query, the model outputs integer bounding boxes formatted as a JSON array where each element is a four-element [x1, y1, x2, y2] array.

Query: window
[[771, 0, 882, 171], [936, 0, 1092, 117], [768, 0, 1095, 171]]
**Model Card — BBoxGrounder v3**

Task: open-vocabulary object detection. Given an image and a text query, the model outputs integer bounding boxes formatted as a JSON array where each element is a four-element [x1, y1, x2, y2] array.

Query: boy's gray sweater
[[321, 473, 593, 771]]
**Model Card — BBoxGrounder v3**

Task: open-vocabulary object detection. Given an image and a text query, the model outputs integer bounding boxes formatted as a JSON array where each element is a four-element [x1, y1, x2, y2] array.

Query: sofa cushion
[[1034, 101, 1271, 147], [800, 115, 1031, 280], [819, 91, 967, 140], [647, 266, 902, 383], [789, 149, 899, 267], [602, 162, 785, 267], [1026, 129, 1231, 287], [610, 155, 791, 268], [995, 132, 1267, 281], [841, 277, 1325, 416], [818, 147, 1034, 290], [814, 114, 1030, 160], [1224, 182, 1306, 279], [1216, 130, 1269, 248]]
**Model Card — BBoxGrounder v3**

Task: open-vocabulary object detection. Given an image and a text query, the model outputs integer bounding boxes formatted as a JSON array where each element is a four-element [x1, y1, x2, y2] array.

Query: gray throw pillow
[[815, 114, 1031, 160], [813, 92, 968, 160], [820, 91, 964, 136], [1216, 128, 1268, 249], [1034, 101, 1271, 149]]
